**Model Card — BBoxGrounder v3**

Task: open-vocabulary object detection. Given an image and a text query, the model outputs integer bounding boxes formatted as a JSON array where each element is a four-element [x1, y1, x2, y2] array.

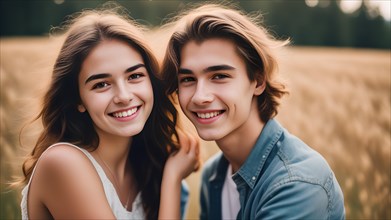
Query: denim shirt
[[200, 119, 345, 220]]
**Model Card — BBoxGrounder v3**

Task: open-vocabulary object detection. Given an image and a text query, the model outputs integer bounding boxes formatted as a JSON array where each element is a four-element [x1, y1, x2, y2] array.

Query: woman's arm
[[159, 129, 199, 219]]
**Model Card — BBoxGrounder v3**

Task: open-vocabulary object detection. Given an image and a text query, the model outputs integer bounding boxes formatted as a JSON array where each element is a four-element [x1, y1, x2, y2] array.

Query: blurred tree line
[[0, 0, 390, 48]]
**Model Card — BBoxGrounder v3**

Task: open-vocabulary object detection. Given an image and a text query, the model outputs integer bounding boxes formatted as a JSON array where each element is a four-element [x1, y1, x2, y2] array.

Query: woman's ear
[[254, 73, 266, 96], [78, 104, 86, 113]]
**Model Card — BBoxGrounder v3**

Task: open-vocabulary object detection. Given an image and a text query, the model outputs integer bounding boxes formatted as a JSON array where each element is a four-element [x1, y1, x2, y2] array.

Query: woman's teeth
[[112, 108, 137, 118]]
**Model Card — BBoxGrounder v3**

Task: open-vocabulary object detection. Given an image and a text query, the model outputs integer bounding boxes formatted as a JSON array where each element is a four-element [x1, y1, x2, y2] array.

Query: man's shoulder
[[276, 130, 337, 186], [269, 132, 344, 192]]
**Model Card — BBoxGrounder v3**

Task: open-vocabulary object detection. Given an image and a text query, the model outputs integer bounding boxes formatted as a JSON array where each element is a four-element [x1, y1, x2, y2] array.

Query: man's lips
[[193, 110, 225, 119]]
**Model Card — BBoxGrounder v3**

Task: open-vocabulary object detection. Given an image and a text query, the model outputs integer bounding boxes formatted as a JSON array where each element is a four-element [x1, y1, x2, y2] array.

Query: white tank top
[[21, 142, 145, 220]]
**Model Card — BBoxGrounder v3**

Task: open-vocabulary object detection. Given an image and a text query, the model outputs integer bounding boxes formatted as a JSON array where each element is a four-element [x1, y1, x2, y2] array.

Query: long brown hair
[[162, 3, 289, 122], [21, 7, 178, 220]]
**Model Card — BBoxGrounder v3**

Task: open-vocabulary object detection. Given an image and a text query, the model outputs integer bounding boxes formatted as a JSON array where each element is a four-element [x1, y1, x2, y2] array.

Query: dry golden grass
[[277, 47, 390, 219], [1, 37, 390, 219]]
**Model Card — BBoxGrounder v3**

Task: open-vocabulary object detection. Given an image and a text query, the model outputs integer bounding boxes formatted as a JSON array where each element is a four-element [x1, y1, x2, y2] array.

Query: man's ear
[[254, 73, 266, 96], [78, 104, 86, 113]]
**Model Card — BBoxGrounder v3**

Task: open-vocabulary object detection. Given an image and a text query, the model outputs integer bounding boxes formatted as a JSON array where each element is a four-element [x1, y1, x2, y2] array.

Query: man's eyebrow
[[178, 65, 235, 75], [178, 68, 193, 75], [85, 64, 146, 84], [204, 65, 235, 73], [85, 73, 111, 84]]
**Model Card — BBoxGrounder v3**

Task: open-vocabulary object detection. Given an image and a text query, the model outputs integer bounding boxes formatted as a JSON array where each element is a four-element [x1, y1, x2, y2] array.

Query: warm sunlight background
[[337, 0, 390, 20], [1, 0, 390, 219], [1, 34, 390, 219]]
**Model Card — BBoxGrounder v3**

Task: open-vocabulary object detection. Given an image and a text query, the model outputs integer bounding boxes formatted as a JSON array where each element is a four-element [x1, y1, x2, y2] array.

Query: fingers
[[185, 132, 201, 172], [182, 129, 199, 159], [177, 128, 190, 154], [174, 127, 202, 174], [187, 134, 197, 156]]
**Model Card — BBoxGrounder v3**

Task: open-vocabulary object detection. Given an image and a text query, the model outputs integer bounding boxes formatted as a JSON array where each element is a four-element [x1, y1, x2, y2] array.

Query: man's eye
[[92, 82, 109, 89], [212, 74, 229, 79], [180, 77, 195, 83]]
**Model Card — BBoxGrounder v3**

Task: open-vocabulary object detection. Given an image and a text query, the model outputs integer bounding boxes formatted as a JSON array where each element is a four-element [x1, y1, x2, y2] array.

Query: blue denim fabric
[[200, 119, 345, 220]]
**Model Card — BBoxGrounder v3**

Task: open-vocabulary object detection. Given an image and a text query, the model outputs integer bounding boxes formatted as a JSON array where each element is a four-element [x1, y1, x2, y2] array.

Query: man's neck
[[216, 118, 265, 173]]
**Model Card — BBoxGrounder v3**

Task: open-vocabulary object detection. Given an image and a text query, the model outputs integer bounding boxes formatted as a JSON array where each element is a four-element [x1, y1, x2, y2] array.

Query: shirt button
[[252, 176, 256, 181], [262, 155, 266, 159]]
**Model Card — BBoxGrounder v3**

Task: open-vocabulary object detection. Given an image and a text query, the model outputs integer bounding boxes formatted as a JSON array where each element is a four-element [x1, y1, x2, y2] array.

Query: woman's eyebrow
[[125, 63, 145, 73], [85, 63, 146, 84], [85, 73, 111, 84]]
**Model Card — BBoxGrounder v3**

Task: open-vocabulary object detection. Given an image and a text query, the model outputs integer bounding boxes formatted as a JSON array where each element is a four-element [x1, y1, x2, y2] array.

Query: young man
[[162, 4, 345, 220]]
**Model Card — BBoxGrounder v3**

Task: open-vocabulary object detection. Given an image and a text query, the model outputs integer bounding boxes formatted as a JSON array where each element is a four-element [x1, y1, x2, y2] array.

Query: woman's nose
[[113, 84, 133, 104]]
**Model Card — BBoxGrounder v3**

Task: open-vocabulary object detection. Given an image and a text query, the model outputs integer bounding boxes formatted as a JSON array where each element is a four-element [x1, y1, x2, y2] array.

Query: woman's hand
[[159, 128, 200, 219], [165, 128, 200, 180]]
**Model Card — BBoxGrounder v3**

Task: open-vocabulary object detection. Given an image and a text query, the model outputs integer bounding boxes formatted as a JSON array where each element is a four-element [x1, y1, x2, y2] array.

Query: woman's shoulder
[[27, 142, 115, 218], [32, 142, 100, 190], [41, 142, 89, 157], [38, 143, 92, 170]]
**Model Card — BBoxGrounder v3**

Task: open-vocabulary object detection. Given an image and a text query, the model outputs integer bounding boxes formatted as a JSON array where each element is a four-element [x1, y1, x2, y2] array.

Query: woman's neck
[[94, 136, 136, 210], [95, 134, 132, 175]]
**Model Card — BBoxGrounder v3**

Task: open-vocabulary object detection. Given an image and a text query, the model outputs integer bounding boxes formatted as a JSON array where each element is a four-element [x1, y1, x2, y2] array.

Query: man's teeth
[[112, 108, 137, 118], [197, 111, 221, 119]]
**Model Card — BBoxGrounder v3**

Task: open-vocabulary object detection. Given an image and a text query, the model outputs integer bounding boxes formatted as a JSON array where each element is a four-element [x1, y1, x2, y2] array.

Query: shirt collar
[[233, 119, 283, 189], [209, 152, 229, 183]]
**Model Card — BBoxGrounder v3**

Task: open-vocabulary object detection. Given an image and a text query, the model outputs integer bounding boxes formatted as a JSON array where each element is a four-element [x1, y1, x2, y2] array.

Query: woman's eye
[[92, 82, 109, 89], [129, 73, 144, 80]]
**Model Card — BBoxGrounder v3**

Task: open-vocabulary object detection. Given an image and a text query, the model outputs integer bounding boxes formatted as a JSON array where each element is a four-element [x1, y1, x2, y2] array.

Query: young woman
[[19, 8, 198, 220]]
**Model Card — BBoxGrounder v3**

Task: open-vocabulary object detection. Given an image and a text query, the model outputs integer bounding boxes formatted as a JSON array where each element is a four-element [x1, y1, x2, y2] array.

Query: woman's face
[[78, 39, 154, 140]]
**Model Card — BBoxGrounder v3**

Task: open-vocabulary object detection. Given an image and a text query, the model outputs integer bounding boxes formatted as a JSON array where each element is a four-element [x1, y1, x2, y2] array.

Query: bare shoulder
[[32, 143, 99, 193], [34, 144, 94, 178], [40, 143, 90, 165], [30, 143, 114, 218]]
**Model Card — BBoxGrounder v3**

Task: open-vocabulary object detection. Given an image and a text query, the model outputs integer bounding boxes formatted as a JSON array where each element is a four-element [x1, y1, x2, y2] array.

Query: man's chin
[[196, 130, 221, 142]]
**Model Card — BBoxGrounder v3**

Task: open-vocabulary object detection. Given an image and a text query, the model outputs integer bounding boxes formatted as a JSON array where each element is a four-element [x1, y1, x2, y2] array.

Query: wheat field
[[1, 37, 390, 219]]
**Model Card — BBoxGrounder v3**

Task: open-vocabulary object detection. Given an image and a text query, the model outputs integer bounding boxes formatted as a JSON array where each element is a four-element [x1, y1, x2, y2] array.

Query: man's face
[[177, 38, 263, 142]]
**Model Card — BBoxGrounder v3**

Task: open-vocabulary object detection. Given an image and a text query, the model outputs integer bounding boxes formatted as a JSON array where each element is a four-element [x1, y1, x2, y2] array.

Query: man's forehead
[[179, 38, 243, 69]]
